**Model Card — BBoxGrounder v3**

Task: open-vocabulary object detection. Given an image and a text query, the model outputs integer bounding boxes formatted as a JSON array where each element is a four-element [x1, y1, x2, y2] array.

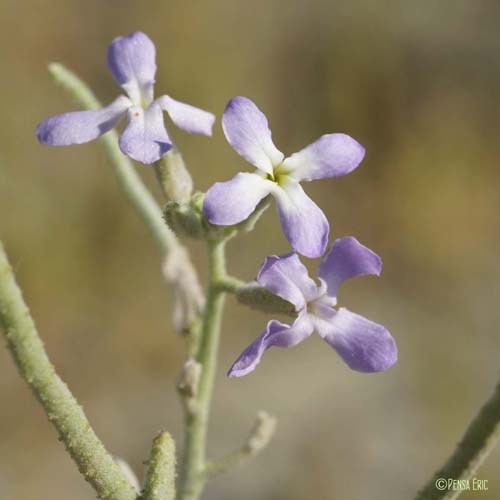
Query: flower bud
[[155, 148, 193, 202], [236, 282, 296, 316]]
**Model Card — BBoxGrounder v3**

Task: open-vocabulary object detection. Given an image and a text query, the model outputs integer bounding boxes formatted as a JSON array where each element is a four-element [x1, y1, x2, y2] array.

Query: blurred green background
[[1, 1, 499, 499]]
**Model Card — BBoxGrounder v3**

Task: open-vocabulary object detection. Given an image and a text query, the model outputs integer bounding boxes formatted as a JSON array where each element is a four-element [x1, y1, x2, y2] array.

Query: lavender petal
[[222, 96, 284, 175], [158, 95, 215, 136], [228, 314, 314, 378], [318, 237, 381, 299], [118, 102, 172, 164], [107, 32, 157, 105], [283, 133, 365, 181], [274, 180, 329, 258], [257, 252, 318, 310], [36, 96, 131, 146], [203, 172, 273, 225], [315, 306, 397, 373]]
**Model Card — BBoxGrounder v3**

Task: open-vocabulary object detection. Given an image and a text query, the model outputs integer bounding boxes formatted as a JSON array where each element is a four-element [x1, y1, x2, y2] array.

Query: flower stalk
[[179, 237, 228, 500], [204, 411, 277, 478], [48, 62, 203, 335], [0, 241, 138, 500]]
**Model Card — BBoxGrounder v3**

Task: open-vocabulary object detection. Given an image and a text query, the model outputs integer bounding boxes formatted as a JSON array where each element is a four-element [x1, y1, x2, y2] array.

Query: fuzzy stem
[[47, 63, 203, 333], [48, 63, 176, 255], [415, 380, 500, 500], [141, 432, 176, 500], [204, 411, 276, 478], [0, 241, 138, 500], [179, 238, 228, 500]]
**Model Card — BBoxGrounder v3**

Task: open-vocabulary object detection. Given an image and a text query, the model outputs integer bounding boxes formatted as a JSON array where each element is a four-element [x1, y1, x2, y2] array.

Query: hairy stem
[[47, 63, 203, 333], [415, 380, 500, 500], [204, 411, 276, 478], [48, 63, 176, 254], [141, 432, 176, 500], [179, 238, 228, 500], [0, 242, 137, 500]]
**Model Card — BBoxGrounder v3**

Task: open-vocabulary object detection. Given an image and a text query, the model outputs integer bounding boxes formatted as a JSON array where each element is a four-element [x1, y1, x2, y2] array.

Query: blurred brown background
[[1, 1, 499, 499]]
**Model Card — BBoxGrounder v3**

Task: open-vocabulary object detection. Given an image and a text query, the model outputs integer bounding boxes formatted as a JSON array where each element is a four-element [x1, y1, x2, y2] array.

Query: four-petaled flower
[[228, 237, 397, 377], [36, 32, 215, 164], [202, 97, 365, 258]]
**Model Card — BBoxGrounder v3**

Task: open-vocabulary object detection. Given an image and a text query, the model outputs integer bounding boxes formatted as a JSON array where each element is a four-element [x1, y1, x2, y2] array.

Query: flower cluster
[[37, 32, 397, 378]]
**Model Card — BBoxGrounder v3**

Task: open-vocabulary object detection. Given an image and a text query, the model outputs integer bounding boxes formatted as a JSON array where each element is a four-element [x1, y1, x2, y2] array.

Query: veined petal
[[314, 306, 397, 373], [222, 96, 284, 175], [274, 180, 329, 258], [228, 314, 314, 378], [257, 253, 318, 310], [283, 133, 365, 181], [203, 172, 273, 225], [157, 95, 215, 136], [318, 237, 381, 300], [118, 102, 172, 164], [36, 96, 131, 146], [107, 32, 156, 105]]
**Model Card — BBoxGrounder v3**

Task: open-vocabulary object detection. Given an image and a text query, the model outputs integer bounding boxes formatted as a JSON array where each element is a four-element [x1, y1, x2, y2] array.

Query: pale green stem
[[0, 241, 137, 500], [48, 63, 176, 255], [216, 275, 245, 293], [415, 380, 500, 500], [204, 411, 277, 479], [179, 238, 228, 500], [141, 432, 176, 500], [48, 63, 203, 336]]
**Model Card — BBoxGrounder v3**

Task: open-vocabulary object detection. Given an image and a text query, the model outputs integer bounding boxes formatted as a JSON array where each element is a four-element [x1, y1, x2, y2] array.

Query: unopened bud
[[177, 358, 202, 415], [164, 201, 205, 239], [155, 148, 193, 202], [237, 282, 296, 316], [245, 411, 277, 455], [177, 358, 202, 398], [162, 247, 204, 334]]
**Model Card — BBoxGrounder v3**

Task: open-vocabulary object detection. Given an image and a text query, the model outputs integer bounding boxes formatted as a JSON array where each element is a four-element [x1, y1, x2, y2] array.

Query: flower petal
[[118, 102, 172, 164], [107, 32, 157, 105], [222, 96, 284, 175], [257, 252, 318, 310], [157, 95, 215, 136], [203, 172, 273, 225], [274, 180, 329, 258], [36, 96, 131, 146], [283, 133, 365, 181], [314, 306, 397, 373], [228, 314, 314, 378], [318, 237, 381, 299]]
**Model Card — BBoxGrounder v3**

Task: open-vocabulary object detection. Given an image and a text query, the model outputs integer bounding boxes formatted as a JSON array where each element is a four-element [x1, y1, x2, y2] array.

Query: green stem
[[216, 275, 245, 294], [48, 63, 176, 255], [47, 63, 203, 335], [141, 432, 176, 500], [180, 238, 228, 500], [204, 411, 277, 479], [415, 380, 500, 500], [0, 241, 138, 500]]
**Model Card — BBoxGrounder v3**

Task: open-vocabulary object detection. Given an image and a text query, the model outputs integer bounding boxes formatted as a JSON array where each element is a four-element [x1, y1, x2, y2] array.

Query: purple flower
[[228, 237, 397, 377], [203, 97, 365, 258], [36, 32, 215, 165]]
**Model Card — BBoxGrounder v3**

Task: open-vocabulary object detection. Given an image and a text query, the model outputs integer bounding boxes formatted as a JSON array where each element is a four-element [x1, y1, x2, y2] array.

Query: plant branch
[[48, 64, 174, 254], [0, 241, 138, 500], [179, 238, 228, 500], [415, 379, 500, 500], [47, 63, 203, 333], [204, 411, 276, 478]]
